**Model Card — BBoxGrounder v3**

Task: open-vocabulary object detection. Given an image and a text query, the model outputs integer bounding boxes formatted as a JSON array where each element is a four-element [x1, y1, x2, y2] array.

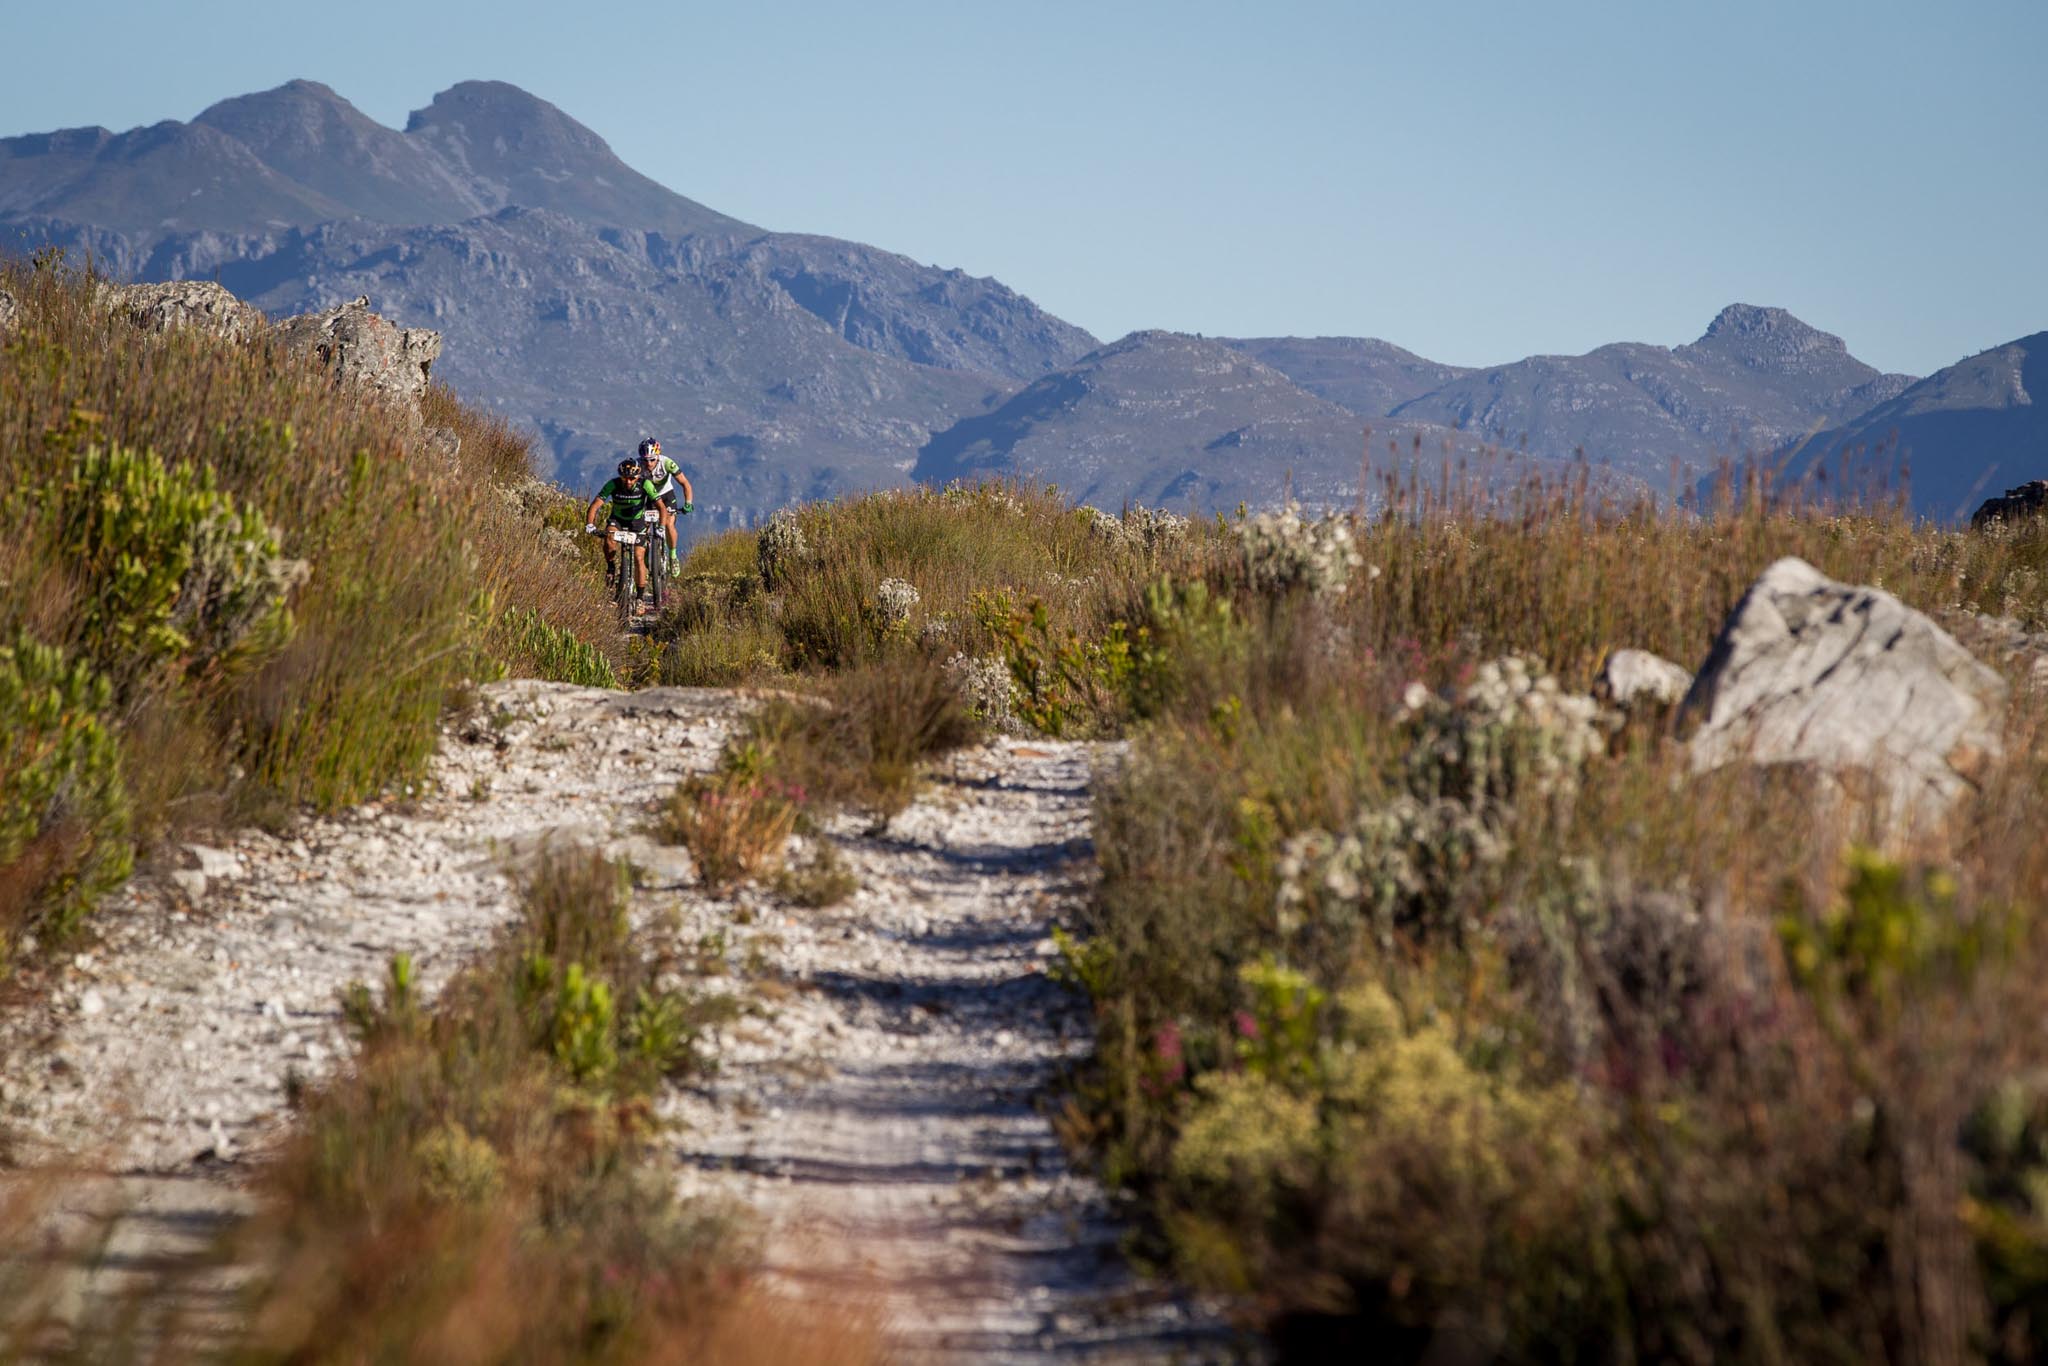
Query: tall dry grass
[[1035, 477, 2048, 1362]]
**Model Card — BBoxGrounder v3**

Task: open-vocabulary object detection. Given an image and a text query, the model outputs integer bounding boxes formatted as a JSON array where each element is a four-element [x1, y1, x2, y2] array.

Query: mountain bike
[[601, 523, 647, 630], [640, 507, 669, 616]]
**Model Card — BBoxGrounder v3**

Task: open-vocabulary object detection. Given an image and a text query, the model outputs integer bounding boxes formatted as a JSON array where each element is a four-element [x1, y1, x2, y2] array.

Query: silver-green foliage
[[755, 507, 811, 590], [1236, 503, 1366, 599], [489, 606, 621, 688], [1276, 657, 1612, 948]]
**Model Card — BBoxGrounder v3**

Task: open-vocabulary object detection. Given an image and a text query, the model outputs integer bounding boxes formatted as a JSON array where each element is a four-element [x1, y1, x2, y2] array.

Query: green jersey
[[597, 477, 661, 521]]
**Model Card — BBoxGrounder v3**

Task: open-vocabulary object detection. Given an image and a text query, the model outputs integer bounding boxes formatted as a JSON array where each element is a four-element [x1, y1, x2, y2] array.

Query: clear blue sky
[[4, 0, 2041, 377]]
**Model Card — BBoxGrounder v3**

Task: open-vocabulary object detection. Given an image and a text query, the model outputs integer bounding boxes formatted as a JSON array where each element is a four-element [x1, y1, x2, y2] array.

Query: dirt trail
[[669, 741, 1227, 1360], [1, 682, 1229, 1360]]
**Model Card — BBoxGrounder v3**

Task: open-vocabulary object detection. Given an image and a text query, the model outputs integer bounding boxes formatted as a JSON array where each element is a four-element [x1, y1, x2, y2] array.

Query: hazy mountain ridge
[[1219, 335, 1477, 419], [914, 329, 1594, 512], [1381, 304, 1916, 481]]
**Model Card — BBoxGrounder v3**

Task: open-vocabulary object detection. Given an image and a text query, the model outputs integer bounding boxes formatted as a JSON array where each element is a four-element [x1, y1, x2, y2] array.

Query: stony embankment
[[1, 682, 1228, 1360]]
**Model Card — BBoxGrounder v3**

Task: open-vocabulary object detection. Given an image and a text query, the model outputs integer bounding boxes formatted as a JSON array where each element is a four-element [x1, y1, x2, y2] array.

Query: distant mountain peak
[[195, 79, 385, 142], [405, 80, 595, 144], [1696, 303, 1846, 356], [400, 80, 749, 237]]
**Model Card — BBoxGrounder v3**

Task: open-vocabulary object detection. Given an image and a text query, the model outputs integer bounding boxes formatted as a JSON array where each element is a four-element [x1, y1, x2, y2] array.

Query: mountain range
[[4, 79, 2039, 525]]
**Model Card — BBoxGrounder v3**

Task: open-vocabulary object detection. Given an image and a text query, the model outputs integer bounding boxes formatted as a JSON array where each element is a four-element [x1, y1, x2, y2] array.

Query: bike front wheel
[[614, 540, 637, 630]]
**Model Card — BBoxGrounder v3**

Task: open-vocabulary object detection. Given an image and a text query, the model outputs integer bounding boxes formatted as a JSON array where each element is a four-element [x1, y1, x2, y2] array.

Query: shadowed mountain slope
[[0, 80, 1092, 521], [0, 117, 351, 234], [1750, 332, 2048, 522]]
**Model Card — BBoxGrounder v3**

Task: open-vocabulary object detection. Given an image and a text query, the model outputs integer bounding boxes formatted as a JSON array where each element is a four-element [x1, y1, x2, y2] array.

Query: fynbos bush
[[0, 639, 130, 949], [757, 507, 812, 589], [487, 606, 621, 688], [944, 651, 1016, 730], [1277, 658, 1611, 949], [874, 576, 920, 629], [51, 442, 303, 697], [1237, 502, 1367, 598], [1085, 503, 1191, 558]]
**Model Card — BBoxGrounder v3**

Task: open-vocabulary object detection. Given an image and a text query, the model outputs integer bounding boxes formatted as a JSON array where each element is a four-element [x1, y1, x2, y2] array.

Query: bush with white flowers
[[1276, 657, 1613, 949], [756, 508, 811, 589], [1237, 503, 1367, 599], [874, 577, 920, 629], [944, 651, 1016, 731]]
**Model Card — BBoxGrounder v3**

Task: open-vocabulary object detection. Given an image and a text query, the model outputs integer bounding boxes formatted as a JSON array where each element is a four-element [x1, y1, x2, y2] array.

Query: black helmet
[[638, 437, 662, 460], [616, 458, 640, 478]]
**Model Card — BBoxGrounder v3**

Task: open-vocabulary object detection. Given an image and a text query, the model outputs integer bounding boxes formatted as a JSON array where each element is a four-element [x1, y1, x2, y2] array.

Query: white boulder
[[1681, 557, 2006, 826]]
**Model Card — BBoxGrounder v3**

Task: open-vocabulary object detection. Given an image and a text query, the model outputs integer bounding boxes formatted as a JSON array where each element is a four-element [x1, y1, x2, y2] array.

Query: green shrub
[[488, 606, 621, 689], [547, 961, 618, 1085], [225, 844, 751, 1359], [0, 638, 130, 950], [0, 257, 620, 875], [976, 591, 1137, 736], [46, 441, 301, 698]]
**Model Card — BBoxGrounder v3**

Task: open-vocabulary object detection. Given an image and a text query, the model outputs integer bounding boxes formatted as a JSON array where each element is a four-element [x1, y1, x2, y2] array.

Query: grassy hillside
[[0, 253, 619, 961], [654, 470, 2048, 1362]]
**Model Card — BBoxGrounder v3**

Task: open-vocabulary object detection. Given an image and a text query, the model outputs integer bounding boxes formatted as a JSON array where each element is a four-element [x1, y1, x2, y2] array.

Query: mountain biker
[[583, 459, 663, 593], [636, 437, 694, 570]]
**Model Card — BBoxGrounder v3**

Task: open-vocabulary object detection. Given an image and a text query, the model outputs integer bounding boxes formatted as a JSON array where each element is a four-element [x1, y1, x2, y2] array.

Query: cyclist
[[636, 437, 694, 571], [583, 459, 663, 594]]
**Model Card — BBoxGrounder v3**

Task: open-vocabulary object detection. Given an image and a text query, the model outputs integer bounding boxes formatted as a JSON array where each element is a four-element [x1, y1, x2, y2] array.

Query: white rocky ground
[[0, 681, 731, 1171], [0, 681, 1232, 1361]]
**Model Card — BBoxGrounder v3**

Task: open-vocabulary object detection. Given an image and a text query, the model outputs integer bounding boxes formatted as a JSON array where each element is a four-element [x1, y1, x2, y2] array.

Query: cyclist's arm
[[676, 470, 695, 505], [584, 495, 605, 527]]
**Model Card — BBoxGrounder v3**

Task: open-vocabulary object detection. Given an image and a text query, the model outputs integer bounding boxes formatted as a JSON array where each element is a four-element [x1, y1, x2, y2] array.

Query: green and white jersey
[[640, 456, 681, 498]]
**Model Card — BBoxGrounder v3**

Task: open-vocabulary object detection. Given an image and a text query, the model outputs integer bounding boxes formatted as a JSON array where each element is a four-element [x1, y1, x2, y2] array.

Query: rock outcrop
[[1971, 481, 2048, 530], [274, 296, 441, 420], [98, 280, 267, 343], [1596, 648, 1693, 709], [1680, 557, 2006, 826], [0, 285, 17, 333]]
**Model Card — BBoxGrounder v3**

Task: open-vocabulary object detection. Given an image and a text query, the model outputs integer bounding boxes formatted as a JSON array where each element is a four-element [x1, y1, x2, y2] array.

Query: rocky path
[[0, 681, 737, 1172], [1, 682, 1229, 1360], [669, 742, 1228, 1361]]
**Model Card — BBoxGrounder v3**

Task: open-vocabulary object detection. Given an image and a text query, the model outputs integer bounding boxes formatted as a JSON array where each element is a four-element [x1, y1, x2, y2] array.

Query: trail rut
[[669, 741, 1225, 1360]]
